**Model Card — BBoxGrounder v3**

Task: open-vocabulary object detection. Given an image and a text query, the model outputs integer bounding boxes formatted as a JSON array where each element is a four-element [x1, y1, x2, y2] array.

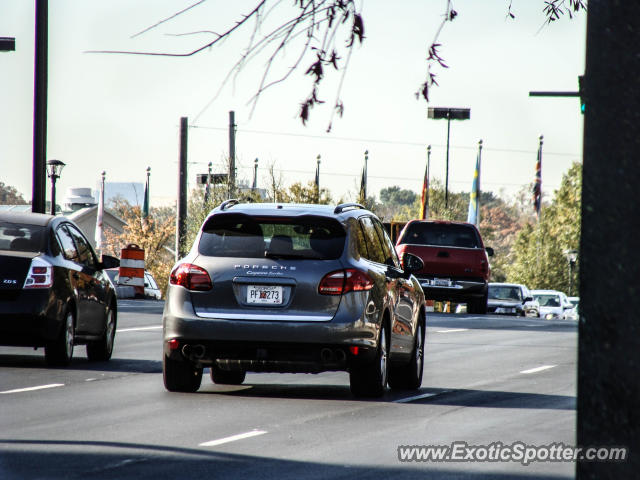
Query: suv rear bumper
[[417, 277, 487, 302]]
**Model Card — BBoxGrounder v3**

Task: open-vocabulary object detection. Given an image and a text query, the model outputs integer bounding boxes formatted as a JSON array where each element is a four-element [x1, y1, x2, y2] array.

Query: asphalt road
[[0, 300, 578, 479]]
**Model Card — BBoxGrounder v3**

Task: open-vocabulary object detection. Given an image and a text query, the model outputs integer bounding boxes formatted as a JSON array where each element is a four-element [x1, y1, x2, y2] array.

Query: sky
[[0, 0, 586, 209]]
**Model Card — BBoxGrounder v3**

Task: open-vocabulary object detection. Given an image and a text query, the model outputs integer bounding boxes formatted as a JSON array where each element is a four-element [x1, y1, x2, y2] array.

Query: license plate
[[496, 307, 514, 314], [432, 278, 452, 287], [247, 285, 283, 304]]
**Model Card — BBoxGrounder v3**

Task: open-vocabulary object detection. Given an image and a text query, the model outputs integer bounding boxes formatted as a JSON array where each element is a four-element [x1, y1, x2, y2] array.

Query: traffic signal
[[578, 75, 585, 114]]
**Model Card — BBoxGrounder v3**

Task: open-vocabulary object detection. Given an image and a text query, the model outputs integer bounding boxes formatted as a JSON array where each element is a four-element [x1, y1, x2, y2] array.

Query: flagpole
[[426, 145, 430, 220], [95, 170, 105, 258], [476, 139, 483, 224], [364, 150, 368, 201], [535, 135, 543, 276]]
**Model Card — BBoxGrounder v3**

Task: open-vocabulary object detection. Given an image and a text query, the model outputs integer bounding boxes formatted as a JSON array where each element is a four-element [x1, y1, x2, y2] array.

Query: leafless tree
[[91, 0, 585, 129]]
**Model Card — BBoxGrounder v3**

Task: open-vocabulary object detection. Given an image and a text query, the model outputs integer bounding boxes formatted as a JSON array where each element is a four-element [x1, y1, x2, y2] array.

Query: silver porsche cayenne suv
[[162, 201, 426, 397]]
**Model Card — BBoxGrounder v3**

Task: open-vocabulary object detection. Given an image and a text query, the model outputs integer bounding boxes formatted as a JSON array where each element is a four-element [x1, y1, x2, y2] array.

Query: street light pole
[[46, 159, 65, 215], [428, 107, 471, 208]]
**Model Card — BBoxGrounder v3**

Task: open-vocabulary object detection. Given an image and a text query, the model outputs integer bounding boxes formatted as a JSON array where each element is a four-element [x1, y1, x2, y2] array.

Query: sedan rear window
[[0, 222, 46, 252], [400, 223, 480, 248], [199, 213, 345, 259]]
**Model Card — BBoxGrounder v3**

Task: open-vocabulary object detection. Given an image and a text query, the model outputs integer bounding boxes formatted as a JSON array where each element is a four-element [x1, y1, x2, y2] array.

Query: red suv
[[395, 220, 493, 314]]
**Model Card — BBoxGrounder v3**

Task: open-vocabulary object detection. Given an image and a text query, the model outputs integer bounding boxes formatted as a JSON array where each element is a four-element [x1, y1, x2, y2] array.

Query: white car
[[531, 289, 574, 320]]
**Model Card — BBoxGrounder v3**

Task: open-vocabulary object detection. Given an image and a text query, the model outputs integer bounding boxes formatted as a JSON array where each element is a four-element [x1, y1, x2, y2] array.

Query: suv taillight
[[170, 263, 212, 291], [318, 269, 374, 295], [23, 257, 53, 289]]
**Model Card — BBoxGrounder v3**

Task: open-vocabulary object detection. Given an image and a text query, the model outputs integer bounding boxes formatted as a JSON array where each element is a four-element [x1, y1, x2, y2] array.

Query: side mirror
[[402, 252, 424, 275], [485, 247, 494, 257], [100, 254, 120, 269], [524, 296, 533, 302]]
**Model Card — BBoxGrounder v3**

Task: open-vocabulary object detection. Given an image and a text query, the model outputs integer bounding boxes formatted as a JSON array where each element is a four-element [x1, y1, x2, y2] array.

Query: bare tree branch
[[131, 0, 208, 39]]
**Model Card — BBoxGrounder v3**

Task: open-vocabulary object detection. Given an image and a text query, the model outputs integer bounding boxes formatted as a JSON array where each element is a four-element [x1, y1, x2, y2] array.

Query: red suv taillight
[[318, 269, 374, 295], [170, 263, 212, 291], [23, 257, 53, 289]]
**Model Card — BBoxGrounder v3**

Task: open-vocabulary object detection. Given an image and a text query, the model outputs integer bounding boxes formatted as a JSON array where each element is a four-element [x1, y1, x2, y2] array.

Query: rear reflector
[[170, 263, 212, 291], [349, 346, 359, 356], [318, 269, 374, 295], [23, 257, 53, 289], [168, 339, 180, 350]]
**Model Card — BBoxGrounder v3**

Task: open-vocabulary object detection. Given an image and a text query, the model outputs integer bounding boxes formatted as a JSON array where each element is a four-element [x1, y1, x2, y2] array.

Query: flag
[[204, 174, 211, 205], [142, 173, 150, 219], [467, 151, 480, 225], [419, 161, 429, 220], [95, 173, 105, 254], [533, 137, 542, 218], [359, 166, 367, 202]]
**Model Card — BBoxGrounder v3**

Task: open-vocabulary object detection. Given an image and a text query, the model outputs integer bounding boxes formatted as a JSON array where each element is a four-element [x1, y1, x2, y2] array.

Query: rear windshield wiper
[[264, 252, 320, 260]]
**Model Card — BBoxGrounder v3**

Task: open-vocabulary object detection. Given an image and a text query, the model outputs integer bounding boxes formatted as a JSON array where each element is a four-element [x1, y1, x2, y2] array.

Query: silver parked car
[[487, 283, 539, 317], [162, 201, 427, 397]]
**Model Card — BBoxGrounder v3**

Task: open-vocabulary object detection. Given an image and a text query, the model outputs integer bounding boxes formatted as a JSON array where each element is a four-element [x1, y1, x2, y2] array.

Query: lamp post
[[563, 249, 578, 296], [46, 159, 65, 215], [428, 107, 471, 208]]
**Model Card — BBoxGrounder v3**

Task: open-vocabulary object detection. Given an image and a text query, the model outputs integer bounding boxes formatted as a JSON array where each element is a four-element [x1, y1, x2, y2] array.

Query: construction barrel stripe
[[120, 244, 145, 290]]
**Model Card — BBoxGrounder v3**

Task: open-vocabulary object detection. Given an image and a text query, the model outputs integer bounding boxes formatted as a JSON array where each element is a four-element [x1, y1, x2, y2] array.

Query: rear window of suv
[[399, 223, 480, 248], [199, 213, 346, 259]]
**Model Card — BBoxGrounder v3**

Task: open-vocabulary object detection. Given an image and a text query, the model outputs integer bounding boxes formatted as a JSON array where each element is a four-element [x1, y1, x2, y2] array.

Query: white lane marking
[[435, 328, 468, 333], [199, 430, 267, 447], [394, 390, 451, 403], [520, 365, 556, 374], [117, 326, 163, 333], [0, 383, 64, 394]]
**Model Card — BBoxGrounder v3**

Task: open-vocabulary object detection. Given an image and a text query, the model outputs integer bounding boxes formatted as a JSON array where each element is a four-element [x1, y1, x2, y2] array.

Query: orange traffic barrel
[[119, 244, 145, 297]]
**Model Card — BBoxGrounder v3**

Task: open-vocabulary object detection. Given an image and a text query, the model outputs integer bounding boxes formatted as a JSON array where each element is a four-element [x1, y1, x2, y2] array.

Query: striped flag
[[467, 149, 481, 225], [419, 146, 431, 219], [419, 163, 429, 220], [533, 136, 543, 218]]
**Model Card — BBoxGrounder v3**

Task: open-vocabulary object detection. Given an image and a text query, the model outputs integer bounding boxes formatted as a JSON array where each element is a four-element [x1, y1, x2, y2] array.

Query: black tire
[[210, 366, 246, 385], [389, 321, 424, 391], [467, 295, 488, 315], [350, 323, 389, 398], [86, 305, 117, 361], [45, 309, 75, 367], [163, 354, 203, 392]]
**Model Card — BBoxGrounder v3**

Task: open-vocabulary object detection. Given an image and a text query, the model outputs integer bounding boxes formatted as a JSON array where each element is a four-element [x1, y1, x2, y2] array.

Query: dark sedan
[[0, 211, 119, 365]]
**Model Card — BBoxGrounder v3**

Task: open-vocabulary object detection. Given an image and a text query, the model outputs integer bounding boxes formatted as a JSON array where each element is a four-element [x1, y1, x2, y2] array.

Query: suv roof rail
[[219, 199, 240, 211], [334, 203, 366, 214]]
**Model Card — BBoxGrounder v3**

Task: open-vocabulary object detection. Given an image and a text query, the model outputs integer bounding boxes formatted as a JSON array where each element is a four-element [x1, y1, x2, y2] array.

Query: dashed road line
[[1, 383, 64, 394], [435, 328, 468, 333], [199, 430, 267, 447], [117, 326, 163, 333], [394, 390, 451, 403], [520, 365, 556, 374]]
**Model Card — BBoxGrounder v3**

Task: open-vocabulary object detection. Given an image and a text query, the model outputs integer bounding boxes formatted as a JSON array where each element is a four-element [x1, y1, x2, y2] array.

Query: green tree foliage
[[0, 182, 27, 205], [506, 162, 581, 292], [380, 186, 417, 206]]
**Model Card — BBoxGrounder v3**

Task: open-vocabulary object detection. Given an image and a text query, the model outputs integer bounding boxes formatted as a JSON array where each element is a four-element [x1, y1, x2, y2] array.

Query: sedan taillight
[[318, 269, 374, 295], [170, 263, 212, 291], [23, 257, 53, 289]]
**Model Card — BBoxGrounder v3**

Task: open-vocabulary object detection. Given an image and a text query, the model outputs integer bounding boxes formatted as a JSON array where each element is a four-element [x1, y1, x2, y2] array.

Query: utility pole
[[176, 117, 188, 260], [577, 2, 640, 478], [32, 0, 48, 213], [228, 110, 236, 197]]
